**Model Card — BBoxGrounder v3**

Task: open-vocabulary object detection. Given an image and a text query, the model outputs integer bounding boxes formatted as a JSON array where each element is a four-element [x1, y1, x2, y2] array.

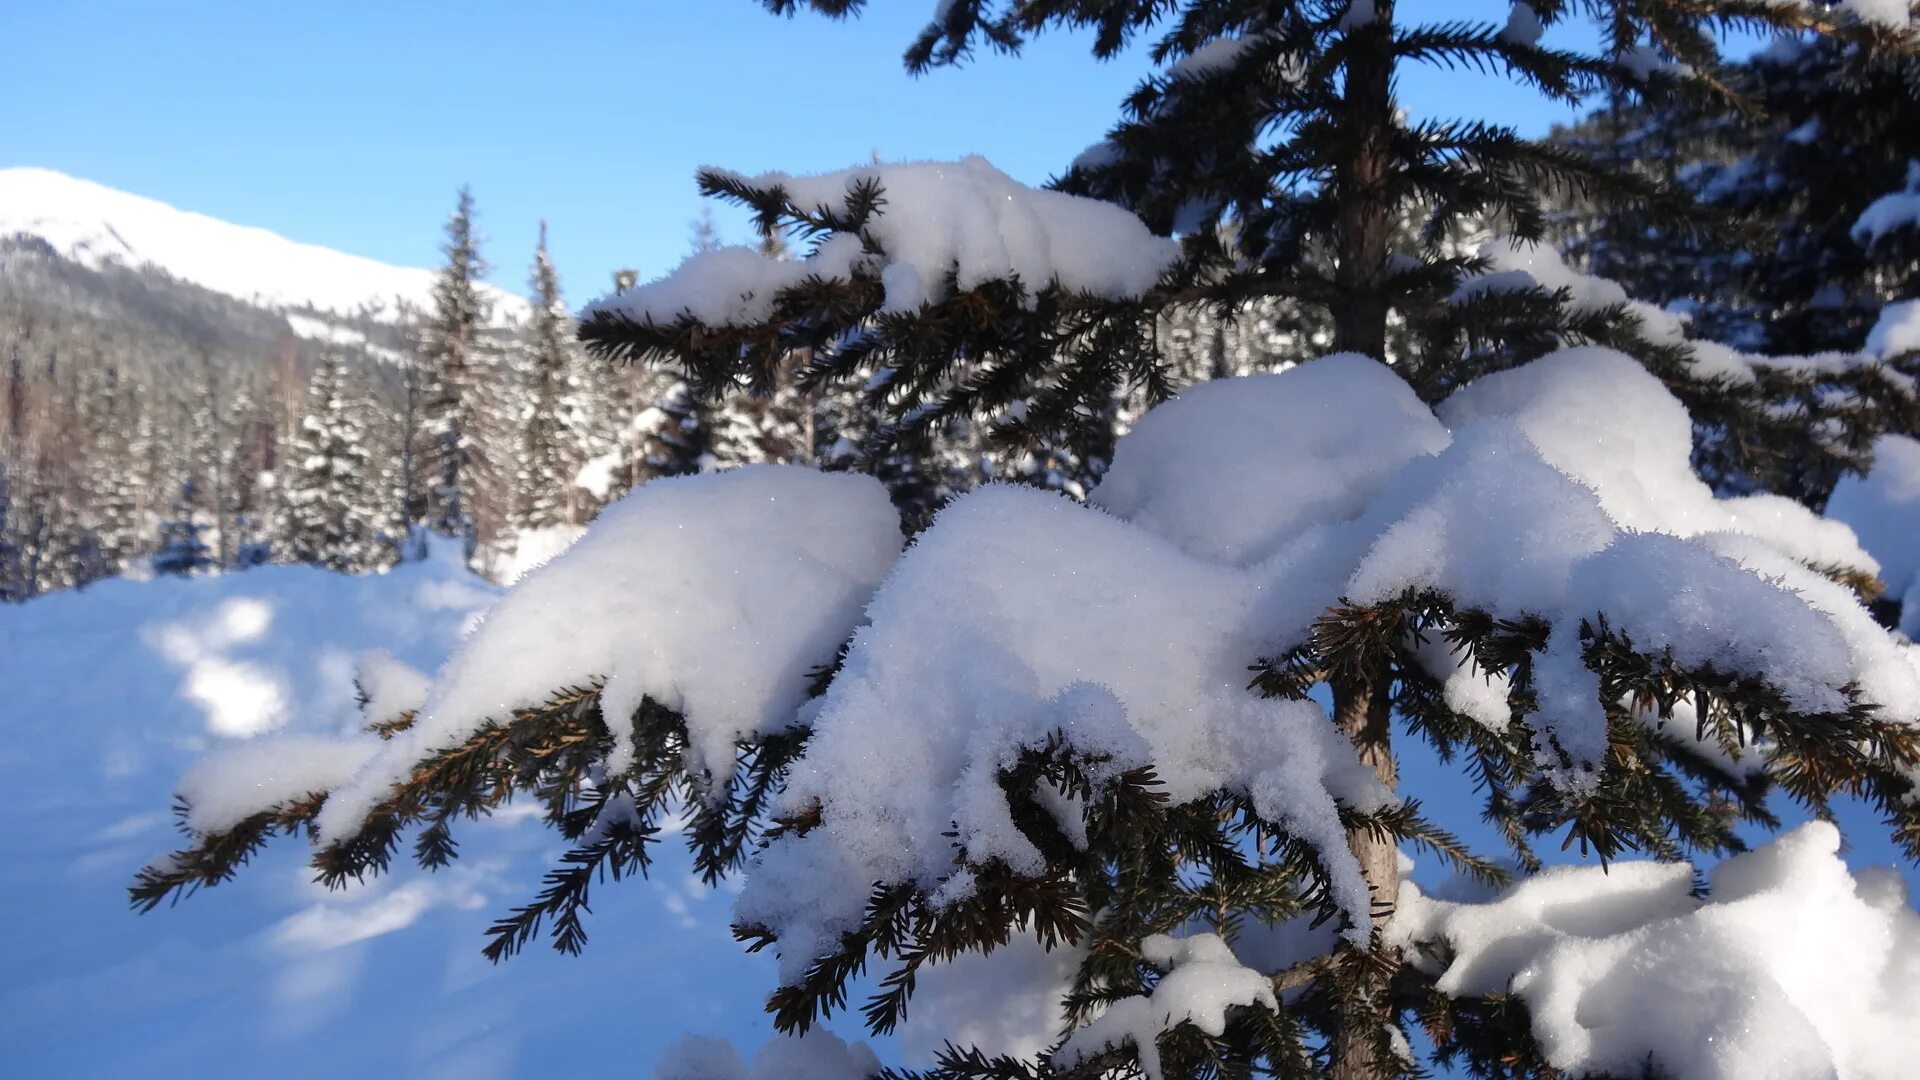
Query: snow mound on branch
[[732, 347, 1920, 981], [656, 1029, 880, 1080], [1453, 238, 1918, 396], [1438, 347, 1877, 572], [586, 156, 1178, 324], [1453, 237, 1690, 344], [315, 467, 902, 843], [736, 484, 1391, 981], [1393, 821, 1920, 1080], [354, 649, 431, 728], [1092, 353, 1449, 566], [1868, 298, 1920, 360], [1829, 433, 1920, 636], [1055, 933, 1278, 1080], [179, 736, 381, 836]]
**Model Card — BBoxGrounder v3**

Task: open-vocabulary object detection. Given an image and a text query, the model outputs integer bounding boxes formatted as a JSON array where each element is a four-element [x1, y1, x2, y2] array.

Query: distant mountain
[[0, 167, 525, 342]]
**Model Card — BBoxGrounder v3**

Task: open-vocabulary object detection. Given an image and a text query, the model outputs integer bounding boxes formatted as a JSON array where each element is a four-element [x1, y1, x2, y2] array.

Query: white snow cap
[[354, 649, 431, 730], [314, 466, 902, 843], [1499, 3, 1545, 46], [1803, 0, 1917, 30], [1867, 298, 1920, 360], [1092, 353, 1449, 566], [585, 156, 1177, 325], [1828, 433, 1920, 631], [1393, 821, 1920, 1080], [1055, 933, 1278, 1080], [736, 345, 1919, 988], [736, 483, 1391, 981]]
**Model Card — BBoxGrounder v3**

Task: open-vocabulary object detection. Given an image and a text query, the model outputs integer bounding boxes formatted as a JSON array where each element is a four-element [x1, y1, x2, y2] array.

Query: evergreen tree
[[417, 186, 495, 546], [132, 5, 1920, 1079], [514, 223, 590, 531], [283, 352, 376, 572], [0, 460, 20, 603], [150, 479, 213, 577]]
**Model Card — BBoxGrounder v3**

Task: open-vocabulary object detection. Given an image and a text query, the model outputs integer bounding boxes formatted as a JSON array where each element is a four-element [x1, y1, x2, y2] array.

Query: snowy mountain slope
[[0, 551, 779, 1079], [0, 167, 526, 324]]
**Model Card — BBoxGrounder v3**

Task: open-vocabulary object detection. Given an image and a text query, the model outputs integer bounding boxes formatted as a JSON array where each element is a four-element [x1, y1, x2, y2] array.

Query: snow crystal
[[1092, 354, 1449, 567], [656, 1030, 880, 1080], [314, 467, 901, 844], [735, 484, 1390, 982], [1393, 822, 1920, 1080], [1867, 298, 1920, 359], [1054, 933, 1278, 1080], [587, 157, 1177, 325]]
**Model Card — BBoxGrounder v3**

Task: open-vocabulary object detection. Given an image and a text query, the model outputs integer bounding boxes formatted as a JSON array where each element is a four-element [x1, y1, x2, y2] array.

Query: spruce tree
[[283, 352, 376, 572], [514, 223, 590, 531], [133, 5, 1920, 1079], [150, 479, 213, 577], [418, 186, 495, 546]]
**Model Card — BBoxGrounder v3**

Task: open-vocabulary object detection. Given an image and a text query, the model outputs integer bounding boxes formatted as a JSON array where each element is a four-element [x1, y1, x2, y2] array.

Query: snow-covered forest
[[8, 1, 1920, 1078]]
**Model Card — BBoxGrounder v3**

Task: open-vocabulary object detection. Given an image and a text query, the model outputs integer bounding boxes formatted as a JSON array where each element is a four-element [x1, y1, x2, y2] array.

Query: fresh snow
[[1828, 433, 1920, 636], [733, 346, 1919, 984], [313, 466, 902, 843], [584, 156, 1177, 324], [0, 167, 526, 322], [0, 546, 800, 1078], [1868, 298, 1920, 359], [1055, 934, 1278, 1080], [1393, 822, 1920, 1080], [1092, 353, 1450, 567], [1499, 2, 1545, 46]]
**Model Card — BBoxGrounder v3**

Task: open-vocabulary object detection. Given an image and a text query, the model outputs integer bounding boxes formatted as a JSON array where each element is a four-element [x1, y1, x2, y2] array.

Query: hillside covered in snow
[[0, 167, 526, 326]]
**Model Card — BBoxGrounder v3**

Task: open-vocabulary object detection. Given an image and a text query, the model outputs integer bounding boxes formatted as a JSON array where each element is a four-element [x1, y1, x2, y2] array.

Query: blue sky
[[1, 1, 1627, 306]]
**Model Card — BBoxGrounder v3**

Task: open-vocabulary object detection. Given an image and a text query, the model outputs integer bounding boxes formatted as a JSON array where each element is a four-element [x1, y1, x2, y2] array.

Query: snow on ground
[[0, 167, 526, 322], [0, 545, 781, 1079]]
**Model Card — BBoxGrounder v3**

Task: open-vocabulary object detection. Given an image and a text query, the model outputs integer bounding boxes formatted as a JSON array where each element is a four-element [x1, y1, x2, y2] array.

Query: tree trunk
[[1332, 2, 1397, 362], [1328, 658, 1400, 1080], [1329, 5, 1402, 1078]]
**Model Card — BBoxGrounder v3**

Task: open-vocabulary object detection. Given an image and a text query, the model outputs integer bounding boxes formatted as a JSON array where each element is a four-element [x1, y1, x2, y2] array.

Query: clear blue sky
[[7, 2, 1640, 306]]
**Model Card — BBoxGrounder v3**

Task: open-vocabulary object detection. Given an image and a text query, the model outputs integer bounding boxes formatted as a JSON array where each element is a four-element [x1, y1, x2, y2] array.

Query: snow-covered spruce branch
[[136, 347, 1920, 1077]]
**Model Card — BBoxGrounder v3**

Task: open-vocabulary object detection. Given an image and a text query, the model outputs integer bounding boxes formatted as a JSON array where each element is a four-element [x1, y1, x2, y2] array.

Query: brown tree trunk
[[1328, 659, 1400, 1080], [1329, 5, 1402, 1079], [1332, 2, 1397, 362]]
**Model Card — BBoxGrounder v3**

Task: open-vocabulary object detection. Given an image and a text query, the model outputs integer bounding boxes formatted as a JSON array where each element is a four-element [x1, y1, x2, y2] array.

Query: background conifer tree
[[417, 187, 495, 547], [282, 351, 377, 572]]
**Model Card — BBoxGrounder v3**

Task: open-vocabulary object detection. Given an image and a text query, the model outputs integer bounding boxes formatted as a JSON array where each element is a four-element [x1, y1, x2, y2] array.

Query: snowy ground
[[0, 547, 777, 1079], [2, 530, 1913, 1078]]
